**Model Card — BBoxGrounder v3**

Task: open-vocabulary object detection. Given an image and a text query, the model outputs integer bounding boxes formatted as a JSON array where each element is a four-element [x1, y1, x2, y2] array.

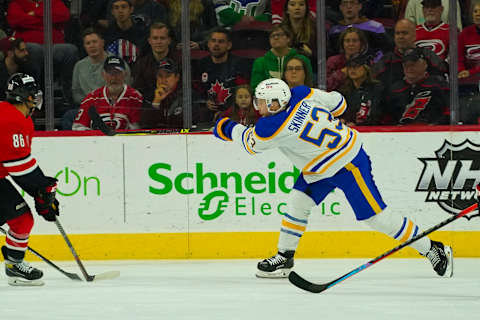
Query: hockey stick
[[88, 106, 185, 136], [0, 226, 82, 281], [289, 200, 479, 293], [54, 217, 120, 282]]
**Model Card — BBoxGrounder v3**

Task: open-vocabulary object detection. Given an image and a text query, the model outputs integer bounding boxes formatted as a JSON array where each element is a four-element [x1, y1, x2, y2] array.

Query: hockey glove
[[34, 177, 60, 222], [213, 117, 237, 141]]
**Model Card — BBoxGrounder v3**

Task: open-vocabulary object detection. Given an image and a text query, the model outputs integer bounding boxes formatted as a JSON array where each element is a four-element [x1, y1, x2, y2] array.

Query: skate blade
[[443, 246, 454, 278], [8, 277, 45, 286], [256, 269, 291, 279]]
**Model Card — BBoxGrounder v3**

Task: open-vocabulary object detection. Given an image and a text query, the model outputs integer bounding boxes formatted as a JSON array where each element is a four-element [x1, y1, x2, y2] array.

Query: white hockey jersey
[[231, 85, 362, 183]]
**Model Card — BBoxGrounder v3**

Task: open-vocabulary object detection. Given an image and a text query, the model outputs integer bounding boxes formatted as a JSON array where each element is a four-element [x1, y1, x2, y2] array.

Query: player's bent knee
[[7, 211, 34, 236], [287, 189, 316, 218]]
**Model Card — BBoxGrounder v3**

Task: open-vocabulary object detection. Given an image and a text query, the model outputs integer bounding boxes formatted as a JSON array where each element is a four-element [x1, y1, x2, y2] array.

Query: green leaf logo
[[198, 190, 229, 221]]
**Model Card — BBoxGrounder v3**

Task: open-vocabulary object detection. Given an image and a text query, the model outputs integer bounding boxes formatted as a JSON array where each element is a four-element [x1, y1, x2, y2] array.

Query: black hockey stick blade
[[289, 201, 479, 294], [54, 217, 119, 282], [88, 105, 117, 136], [0, 227, 82, 281]]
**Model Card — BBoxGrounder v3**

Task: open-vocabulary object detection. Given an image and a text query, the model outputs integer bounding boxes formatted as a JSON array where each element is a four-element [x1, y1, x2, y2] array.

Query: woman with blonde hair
[[168, 0, 217, 50], [280, 0, 316, 60]]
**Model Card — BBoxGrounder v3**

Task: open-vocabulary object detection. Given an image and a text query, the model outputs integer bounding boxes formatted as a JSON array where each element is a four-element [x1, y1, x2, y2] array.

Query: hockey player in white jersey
[[213, 78, 453, 279]]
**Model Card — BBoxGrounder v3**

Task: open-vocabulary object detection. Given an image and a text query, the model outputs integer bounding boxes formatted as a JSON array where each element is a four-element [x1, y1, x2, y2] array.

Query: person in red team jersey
[[73, 56, 143, 131], [0, 73, 60, 286]]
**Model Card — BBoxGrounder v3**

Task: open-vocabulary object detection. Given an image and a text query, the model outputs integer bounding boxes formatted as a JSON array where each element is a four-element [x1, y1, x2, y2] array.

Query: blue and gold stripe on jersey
[[240, 127, 258, 155], [330, 96, 346, 118]]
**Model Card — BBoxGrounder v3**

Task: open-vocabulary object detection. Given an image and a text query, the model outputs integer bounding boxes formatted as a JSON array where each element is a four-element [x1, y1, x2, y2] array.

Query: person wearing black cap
[[383, 48, 450, 125], [139, 58, 183, 129], [372, 19, 448, 100], [415, 0, 451, 61], [73, 56, 143, 131], [338, 54, 384, 125]]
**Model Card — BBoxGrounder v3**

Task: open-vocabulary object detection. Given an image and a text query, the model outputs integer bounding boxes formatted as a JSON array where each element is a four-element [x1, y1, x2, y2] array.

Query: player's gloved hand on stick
[[34, 177, 60, 222], [213, 117, 237, 141]]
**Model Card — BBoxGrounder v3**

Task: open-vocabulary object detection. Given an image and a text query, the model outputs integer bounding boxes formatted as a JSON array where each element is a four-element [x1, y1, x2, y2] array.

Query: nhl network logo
[[416, 139, 480, 220]]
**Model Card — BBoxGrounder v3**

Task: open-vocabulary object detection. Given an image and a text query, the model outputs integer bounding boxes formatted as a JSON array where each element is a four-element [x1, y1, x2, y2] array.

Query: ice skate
[[426, 241, 453, 278], [2, 246, 44, 286], [256, 251, 294, 278]]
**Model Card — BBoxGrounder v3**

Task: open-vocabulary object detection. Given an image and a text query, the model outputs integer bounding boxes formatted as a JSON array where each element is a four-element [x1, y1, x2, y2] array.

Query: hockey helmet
[[254, 78, 291, 114], [6, 73, 43, 110]]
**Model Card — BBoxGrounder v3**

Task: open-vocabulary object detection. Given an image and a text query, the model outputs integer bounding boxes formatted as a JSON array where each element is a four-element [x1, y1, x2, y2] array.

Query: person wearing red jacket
[[7, 0, 79, 107]]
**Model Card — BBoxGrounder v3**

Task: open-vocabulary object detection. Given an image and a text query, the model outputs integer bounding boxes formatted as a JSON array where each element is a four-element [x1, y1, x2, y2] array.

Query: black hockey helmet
[[5, 73, 43, 110]]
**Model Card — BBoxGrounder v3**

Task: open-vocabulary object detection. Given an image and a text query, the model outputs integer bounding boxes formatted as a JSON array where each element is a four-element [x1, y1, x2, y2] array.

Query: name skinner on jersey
[[288, 101, 312, 133]]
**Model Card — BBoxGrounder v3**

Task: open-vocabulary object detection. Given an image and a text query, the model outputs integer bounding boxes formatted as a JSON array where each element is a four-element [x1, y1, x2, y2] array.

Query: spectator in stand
[[104, 0, 149, 66], [458, 1, 480, 79], [282, 54, 314, 87], [140, 58, 183, 129], [72, 28, 132, 107], [73, 56, 142, 131], [280, 0, 317, 62], [327, 27, 373, 91], [106, 0, 168, 28], [193, 28, 249, 125], [385, 48, 449, 125], [415, 0, 451, 61], [0, 37, 35, 100], [372, 19, 448, 94], [66, 28, 133, 130], [328, 0, 393, 57], [272, 0, 316, 25], [220, 84, 260, 126], [80, 0, 111, 30], [132, 23, 178, 97], [404, 0, 462, 30], [213, 0, 271, 27], [250, 25, 313, 90], [168, 0, 218, 50], [338, 54, 384, 126], [326, 0, 387, 19], [7, 0, 79, 105]]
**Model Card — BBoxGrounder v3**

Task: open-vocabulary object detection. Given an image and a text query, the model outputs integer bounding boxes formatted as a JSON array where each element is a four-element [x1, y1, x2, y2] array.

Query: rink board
[[2, 129, 480, 260]]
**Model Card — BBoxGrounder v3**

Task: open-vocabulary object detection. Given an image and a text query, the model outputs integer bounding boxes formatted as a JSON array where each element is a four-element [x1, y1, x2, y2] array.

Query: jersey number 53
[[299, 107, 343, 149]]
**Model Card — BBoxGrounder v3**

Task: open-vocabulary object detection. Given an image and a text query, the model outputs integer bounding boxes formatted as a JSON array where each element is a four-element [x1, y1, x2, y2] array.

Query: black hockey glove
[[34, 177, 60, 222]]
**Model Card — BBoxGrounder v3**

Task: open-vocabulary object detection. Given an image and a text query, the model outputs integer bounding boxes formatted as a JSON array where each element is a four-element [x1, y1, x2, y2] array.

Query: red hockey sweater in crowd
[[415, 22, 450, 61], [7, 0, 71, 44], [458, 24, 480, 75]]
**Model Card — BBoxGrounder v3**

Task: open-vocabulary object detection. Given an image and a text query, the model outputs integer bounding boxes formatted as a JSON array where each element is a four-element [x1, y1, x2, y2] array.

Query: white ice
[[0, 258, 478, 320]]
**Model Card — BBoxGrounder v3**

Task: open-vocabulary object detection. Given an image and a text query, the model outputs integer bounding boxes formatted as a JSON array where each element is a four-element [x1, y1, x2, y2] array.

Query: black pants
[[0, 179, 31, 226]]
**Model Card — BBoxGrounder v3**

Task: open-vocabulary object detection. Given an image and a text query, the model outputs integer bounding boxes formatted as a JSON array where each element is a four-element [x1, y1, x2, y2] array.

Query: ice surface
[[0, 258, 478, 320]]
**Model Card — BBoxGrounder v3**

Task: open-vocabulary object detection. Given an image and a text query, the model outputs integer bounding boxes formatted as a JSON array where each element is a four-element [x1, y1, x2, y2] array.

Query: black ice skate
[[2, 246, 44, 286], [256, 251, 294, 278], [426, 241, 453, 278]]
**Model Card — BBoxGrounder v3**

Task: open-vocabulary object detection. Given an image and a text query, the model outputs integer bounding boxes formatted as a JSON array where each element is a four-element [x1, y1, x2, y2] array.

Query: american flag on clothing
[[107, 39, 139, 65]]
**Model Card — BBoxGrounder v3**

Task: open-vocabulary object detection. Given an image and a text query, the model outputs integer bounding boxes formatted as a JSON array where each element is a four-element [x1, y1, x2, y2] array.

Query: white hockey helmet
[[254, 78, 291, 114]]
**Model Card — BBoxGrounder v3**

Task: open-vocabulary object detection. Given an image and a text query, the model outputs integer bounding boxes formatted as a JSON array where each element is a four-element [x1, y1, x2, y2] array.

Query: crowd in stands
[[0, 0, 480, 131]]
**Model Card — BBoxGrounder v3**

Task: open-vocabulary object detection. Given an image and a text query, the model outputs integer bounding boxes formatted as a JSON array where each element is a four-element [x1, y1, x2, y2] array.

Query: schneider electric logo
[[148, 162, 341, 221]]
